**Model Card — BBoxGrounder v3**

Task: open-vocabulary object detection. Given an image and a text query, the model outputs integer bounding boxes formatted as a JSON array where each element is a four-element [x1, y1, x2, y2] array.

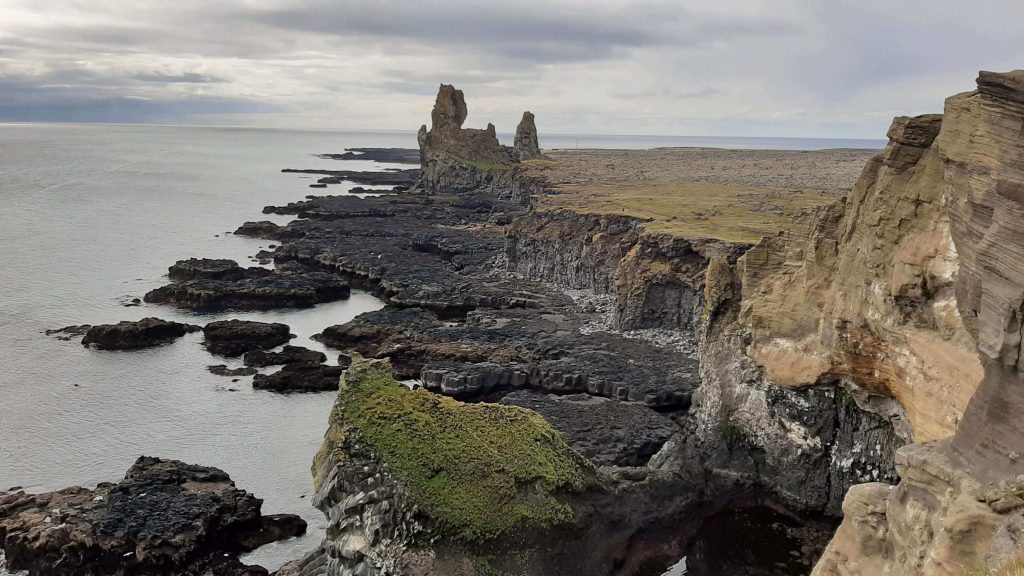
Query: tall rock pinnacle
[[515, 111, 541, 160]]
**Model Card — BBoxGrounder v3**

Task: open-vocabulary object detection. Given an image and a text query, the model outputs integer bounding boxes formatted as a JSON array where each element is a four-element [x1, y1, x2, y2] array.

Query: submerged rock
[[44, 324, 92, 341], [208, 365, 259, 377], [0, 456, 306, 576], [203, 320, 292, 357], [81, 317, 201, 350]]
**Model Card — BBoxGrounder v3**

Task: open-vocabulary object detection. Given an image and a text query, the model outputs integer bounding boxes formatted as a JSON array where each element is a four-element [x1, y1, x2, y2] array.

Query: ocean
[[0, 123, 885, 574]]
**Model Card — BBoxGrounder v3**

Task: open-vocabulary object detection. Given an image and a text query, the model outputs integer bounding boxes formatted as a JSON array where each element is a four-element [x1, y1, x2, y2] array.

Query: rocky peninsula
[[13, 72, 1024, 576]]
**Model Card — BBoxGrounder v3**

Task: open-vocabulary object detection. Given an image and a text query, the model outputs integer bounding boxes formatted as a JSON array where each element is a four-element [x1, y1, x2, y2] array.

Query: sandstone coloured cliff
[[812, 70, 1024, 576]]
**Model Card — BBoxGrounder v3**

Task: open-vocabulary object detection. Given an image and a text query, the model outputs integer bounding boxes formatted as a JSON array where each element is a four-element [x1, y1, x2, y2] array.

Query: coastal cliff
[[285, 74, 1024, 575], [812, 70, 1024, 576]]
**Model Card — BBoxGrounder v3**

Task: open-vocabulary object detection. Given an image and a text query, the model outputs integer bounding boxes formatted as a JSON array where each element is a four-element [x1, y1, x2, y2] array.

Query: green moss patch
[[333, 359, 593, 543]]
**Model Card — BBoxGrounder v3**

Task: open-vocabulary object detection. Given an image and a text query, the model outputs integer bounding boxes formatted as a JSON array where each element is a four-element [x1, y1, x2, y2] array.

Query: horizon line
[[0, 120, 889, 143]]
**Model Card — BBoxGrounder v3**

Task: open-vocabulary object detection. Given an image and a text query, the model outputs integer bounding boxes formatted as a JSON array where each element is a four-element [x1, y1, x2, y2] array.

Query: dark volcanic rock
[[317, 148, 420, 164], [81, 318, 201, 350], [167, 258, 271, 283], [317, 305, 698, 410], [145, 269, 350, 311], [203, 320, 292, 357], [45, 324, 92, 341], [514, 111, 541, 160], [280, 168, 418, 188], [500, 391, 677, 466], [242, 345, 326, 367], [234, 221, 288, 240], [251, 362, 343, 392], [0, 456, 304, 576], [208, 365, 259, 377], [417, 84, 519, 194]]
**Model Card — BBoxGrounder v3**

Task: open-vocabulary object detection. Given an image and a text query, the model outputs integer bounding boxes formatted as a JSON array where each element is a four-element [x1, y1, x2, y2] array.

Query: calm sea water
[[0, 123, 880, 574]]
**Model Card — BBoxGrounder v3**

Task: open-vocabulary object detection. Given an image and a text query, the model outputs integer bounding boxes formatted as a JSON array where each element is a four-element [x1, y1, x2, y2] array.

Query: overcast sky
[[1, 0, 1022, 138]]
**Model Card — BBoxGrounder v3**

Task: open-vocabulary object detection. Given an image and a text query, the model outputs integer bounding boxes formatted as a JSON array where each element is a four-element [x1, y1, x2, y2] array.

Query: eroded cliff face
[[742, 113, 981, 443], [813, 70, 1024, 576]]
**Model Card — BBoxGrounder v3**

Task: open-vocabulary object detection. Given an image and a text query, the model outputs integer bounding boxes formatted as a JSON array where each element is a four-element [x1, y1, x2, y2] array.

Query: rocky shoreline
[[14, 71, 1024, 576]]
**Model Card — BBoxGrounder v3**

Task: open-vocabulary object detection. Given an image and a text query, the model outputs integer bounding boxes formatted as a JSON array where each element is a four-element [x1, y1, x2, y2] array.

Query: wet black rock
[[145, 268, 350, 311], [0, 456, 305, 576], [81, 318, 201, 350], [167, 258, 271, 283], [317, 148, 420, 164], [234, 221, 289, 240], [203, 320, 292, 357], [208, 365, 259, 377], [251, 362, 343, 392], [280, 168, 418, 188], [242, 345, 326, 367]]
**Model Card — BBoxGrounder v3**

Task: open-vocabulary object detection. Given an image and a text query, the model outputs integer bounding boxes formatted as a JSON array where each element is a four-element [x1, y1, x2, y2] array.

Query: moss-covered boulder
[[323, 357, 592, 543]]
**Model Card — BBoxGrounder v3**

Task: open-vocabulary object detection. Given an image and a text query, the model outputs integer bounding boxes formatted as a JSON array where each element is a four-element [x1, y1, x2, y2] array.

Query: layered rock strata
[[812, 70, 1024, 576]]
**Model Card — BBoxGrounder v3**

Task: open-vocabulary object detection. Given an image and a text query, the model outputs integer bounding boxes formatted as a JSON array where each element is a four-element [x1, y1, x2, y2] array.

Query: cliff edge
[[813, 70, 1024, 576]]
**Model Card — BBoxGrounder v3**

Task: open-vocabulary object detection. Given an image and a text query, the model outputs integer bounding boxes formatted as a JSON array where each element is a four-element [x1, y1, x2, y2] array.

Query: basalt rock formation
[[514, 111, 541, 160], [417, 84, 532, 194], [812, 70, 1024, 576], [252, 362, 344, 392], [0, 456, 305, 576], [202, 320, 293, 357], [305, 357, 704, 576], [145, 259, 350, 311], [81, 317, 201, 350]]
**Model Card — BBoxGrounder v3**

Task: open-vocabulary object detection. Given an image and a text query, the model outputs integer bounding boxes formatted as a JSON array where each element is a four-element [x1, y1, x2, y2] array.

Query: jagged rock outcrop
[[812, 70, 1024, 576], [0, 456, 305, 576], [417, 84, 519, 194], [81, 317, 201, 350], [514, 111, 541, 160]]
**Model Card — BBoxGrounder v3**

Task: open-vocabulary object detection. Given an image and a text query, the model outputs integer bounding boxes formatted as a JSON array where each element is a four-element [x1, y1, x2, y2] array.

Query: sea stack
[[416, 84, 520, 194], [515, 111, 541, 160]]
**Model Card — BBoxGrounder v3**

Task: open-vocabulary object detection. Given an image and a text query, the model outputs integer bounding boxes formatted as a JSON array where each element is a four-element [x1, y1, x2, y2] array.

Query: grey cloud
[[244, 2, 802, 65], [129, 71, 223, 83]]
